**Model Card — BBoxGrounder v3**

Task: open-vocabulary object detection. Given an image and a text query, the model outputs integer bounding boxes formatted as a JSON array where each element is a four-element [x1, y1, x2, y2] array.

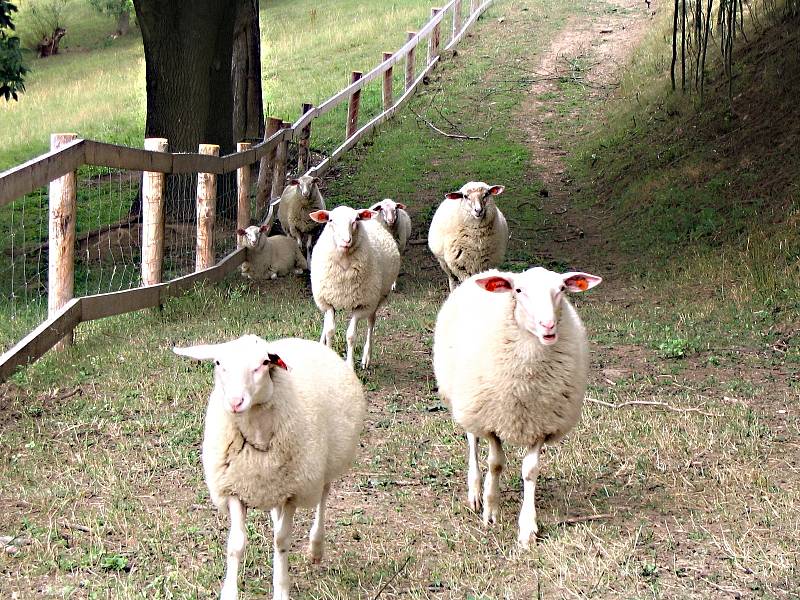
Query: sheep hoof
[[467, 492, 481, 513], [517, 525, 539, 549], [482, 506, 499, 526], [270, 273, 278, 280]]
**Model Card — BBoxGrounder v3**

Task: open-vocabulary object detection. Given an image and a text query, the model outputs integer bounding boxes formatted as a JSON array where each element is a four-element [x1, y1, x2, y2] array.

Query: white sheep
[[173, 334, 365, 600], [309, 205, 400, 369], [369, 198, 412, 254], [237, 226, 308, 279], [428, 181, 508, 291], [432, 266, 602, 547], [277, 174, 326, 264]]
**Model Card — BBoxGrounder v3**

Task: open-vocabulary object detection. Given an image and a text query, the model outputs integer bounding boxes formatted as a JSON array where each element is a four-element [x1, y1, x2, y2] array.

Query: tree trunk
[[232, 0, 264, 142], [133, 0, 239, 218], [116, 10, 130, 36]]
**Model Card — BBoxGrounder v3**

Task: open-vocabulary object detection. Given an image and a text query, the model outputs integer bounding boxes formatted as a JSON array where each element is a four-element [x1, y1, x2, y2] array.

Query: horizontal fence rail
[[0, 0, 494, 382]]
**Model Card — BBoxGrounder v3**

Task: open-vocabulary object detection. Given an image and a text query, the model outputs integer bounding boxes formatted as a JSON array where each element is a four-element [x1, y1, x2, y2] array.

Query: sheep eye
[[262, 359, 270, 366], [515, 288, 521, 293], [214, 360, 220, 366], [560, 285, 566, 292]]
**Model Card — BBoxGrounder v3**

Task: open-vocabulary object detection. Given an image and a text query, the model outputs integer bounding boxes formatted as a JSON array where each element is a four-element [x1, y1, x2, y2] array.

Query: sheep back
[[202, 338, 365, 512], [267, 235, 308, 275], [428, 200, 508, 282], [433, 274, 587, 448]]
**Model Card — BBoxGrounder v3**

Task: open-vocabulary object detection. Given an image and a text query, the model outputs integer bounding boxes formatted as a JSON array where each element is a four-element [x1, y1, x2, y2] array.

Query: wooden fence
[[0, 0, 493, 382]]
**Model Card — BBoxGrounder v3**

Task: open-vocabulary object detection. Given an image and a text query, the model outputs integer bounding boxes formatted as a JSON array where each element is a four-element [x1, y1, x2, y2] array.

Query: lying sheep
[[432, 266, 602, 548], [309, 205, 400, 369], [370, 198, 412, 254], [278, 174, 326, 263], [173, 335, 365, 600], [238, 226, 308, 280], [428, 181, 508, 291]]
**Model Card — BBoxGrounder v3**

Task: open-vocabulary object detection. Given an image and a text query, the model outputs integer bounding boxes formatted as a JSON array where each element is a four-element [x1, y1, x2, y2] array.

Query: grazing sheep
[[173, 335, 365, 600], [428, 181, 508, 291], [369, 198, 412, 254], [277, 174, 326, 263], [432, 266, 602, 547], [237, 226, 308, 279], [309, 205, 400, 369]]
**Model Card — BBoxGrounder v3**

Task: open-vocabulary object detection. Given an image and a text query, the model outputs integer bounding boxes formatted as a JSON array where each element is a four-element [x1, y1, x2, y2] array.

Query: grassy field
[[0, 0, 442, 170], [1, 0, 799, 598]]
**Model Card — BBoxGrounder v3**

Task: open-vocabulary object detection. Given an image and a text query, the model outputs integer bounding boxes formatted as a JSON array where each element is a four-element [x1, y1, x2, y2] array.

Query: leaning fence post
[[255, 116, 282, 214], [382, 52, 394, 110], [196, 143, 219, 271], [48, 132, 78, 348], [405, 32, 417, 89], [236, 141, 252, 247], [452, 0, 462, 41], [297, 103, 313, 174], [141, 137, 168, 286], [346, 71, 363, 140], [270, 123, 290, 201], [428, 8, 441, 65]]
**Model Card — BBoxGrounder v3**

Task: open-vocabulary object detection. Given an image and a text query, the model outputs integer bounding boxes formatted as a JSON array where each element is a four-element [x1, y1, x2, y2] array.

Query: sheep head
[[445, 181, 504, 220], [309, 205, 374, 253], [173, 335, 288, 414], [369, 198, 406, 226], [475, 267, 601, 346], [289, 174, 321, 199], [236, 224, 269, 248]]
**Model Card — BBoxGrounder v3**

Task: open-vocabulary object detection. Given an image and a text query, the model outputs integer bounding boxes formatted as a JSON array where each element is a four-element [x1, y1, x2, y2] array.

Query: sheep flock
[[174, 176, 602, 599]]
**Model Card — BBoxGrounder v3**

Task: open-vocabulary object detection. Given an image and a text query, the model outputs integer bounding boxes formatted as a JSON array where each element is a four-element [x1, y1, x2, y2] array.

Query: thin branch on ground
[[372, 554, 413, 599], [587, 397, 720, 417], [411, 108, 493, 140], [407, 238, 428, 245], [556, 513, 613, 526]]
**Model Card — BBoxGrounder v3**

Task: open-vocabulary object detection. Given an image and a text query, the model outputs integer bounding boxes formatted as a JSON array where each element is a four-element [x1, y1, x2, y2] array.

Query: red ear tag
[[358, 210, 374, 220], [573, 277, 588, 290], [475, 276, 513, 292], [267, 353, 288, 370]]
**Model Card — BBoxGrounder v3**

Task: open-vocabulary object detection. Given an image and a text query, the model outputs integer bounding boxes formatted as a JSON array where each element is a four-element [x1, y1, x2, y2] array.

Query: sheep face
[[310, 206, 375, 253], [445, 181, 505, 220], [289, 174, 320, 199], [475, 268, 601, 345], [173, 335, 288, 414], [370, 199, 406, 226], [236, 225, 269, 248]]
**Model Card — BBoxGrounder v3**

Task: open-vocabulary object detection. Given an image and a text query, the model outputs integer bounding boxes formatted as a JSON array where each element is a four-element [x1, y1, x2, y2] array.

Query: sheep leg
[[271, 503, 297, 600], [345, 314, 360, 369], [361, 311, 377, 370], [483, 432, 505, 526], [305, 237, 313, 266], [518, 441, 543, 549], [320, 308, 335, 347], [307, 482, 331, 564], [221, 497, 247, 600], [466, 432, 482, 512]]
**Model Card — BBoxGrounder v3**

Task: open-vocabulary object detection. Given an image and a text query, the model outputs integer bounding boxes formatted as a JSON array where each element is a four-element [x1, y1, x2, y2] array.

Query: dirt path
[[515, 0, 653, 275]]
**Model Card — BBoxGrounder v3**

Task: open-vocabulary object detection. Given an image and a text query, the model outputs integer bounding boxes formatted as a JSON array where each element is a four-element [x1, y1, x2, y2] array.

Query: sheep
[[309, 205, 400, 370], [277, 174, 326, 264], [432, 266, 602, 548], [237, 226, 308, 280], [369, 198, 412, 254], [428, 181, 508, 292], [173, 334, 366, 600]]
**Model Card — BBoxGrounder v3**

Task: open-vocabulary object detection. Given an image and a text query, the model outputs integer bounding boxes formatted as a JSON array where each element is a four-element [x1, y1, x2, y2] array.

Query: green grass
[[2, 0, 800, 598]]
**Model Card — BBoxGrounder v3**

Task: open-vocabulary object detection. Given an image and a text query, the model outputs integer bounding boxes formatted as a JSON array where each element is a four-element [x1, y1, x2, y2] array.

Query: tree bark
[[232, 0, 264, 142]]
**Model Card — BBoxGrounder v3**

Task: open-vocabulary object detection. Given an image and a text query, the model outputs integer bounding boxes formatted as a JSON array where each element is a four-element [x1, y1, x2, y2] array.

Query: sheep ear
[[396, 202, 407, 210], [357, 209, 375, 220], [562, 272, 602, 292], [487, 185, 505, 196], [259, 225, 269, 232], [267, 353, 288, 370], [312, 177, 321, 184], [289, 179, 300, 186], [236, 228, 246, 236], [475, 276, 513, 293], [309, 210, 330, 223], [369, 202, 382, 212], [173, 344, 219, 361], [445, 192, 464, 200]]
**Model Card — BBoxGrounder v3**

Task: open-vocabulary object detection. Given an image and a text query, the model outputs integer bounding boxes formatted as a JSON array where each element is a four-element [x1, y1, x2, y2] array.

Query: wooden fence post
[[270, 123, 290, 201], [196, 143, 219, 271], [428, 8, 441, 65], [236, 141, 252, 246], [452, 0, 462, 42], [346, 71, 363, 140], [48, 133, 78, 348], [255, 116, 282, 214], [141, 137, 168, 286], [405, 32, 417, 90], [297, 103, 313, 174], [382, 52, 394, 110]]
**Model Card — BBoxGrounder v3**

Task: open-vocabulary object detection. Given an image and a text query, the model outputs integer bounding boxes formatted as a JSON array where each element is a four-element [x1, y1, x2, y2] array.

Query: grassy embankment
[[1, 0, 798, 597]]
